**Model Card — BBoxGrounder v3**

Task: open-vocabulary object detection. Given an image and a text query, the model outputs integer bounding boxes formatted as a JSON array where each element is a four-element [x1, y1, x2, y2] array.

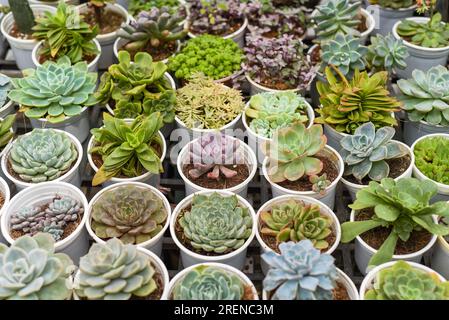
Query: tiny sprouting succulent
[[313, 0, 362, 41], [310, 174, 331, 195], [367, 34, 408, 73], [75, 238, 159, 300], [0, 114, 15, 151], [340, 122, 407, 182], [178, 193, 253, 254], [244, 34, 315, 91], [397, 66, 449, 126], [263, 123, 326, 183], [8, 56, 97, 123], [90, 185, 168, 244], [316, 67, 400, 134], [413, 136, 449, 185], [172, 265, 245, 300], [262, 240, 338, 300], [246, 91, 309, 139], [365, 261, 449, 300], [0, 73, 11, 109], [188, 133, 241, 181], [341, 178, 449, 268], [0, 233, 73, 300], [175, 75, 244, 129], [9, 129, 78, 183], [369, 0, 414, 9], [260, 199, 333, 250], [168, 35, 244, 80], [129, 0, 187, 17]]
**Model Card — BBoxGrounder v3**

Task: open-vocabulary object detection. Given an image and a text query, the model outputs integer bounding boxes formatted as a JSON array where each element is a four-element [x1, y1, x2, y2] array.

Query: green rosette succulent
[[367, 34, 408, 73], [397, 13, 449, 48], [370, 0, 414, 9], [413, 136, 449, 185]]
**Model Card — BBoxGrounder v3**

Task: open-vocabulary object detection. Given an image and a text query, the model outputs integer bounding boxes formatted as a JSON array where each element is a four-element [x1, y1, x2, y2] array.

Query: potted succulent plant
[[1, 129, 83, 191], [86, 182, 171, 257], [431, 217, 449, 280], [366, 33, 409, 75], [261, 123, 344, 210], [8, 56, 97, 143], [0, 181, 89, 263], [185, 0, 247, 47], [115, 8, 186, 63], [366, 0, 416, 36], [360, 261, 449, 300], [393, 1, 449, 79], [262, 240, 359, 300], [0, 1, 56, 69], [165, 262, 259, 300], [169, 191, 256, 269], [340, 122, 413, 200], [0, 233, 74, 300], [128, 0, 187, 19], [397, 66, 449, 146], [0, 176, 10, 244], [73, 238, 169, 300], [77, 0, 130, 69], [0, 73, 17, 118], [341, 177, 449, 274], [177, 133, 257, 198], [87, 113, 166, 187], [31, 1, 101, 72]]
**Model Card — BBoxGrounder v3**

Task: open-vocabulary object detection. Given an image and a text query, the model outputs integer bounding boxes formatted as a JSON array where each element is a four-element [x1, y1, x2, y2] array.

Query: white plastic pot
[[87, 130, 167, 187], [115, 0, 128, 10], [341, 141, 414, 201], [403, 118, 449, 147], [169, 190, 257, 270], [85, 182, 171, 257], [350, 209, 439, 275], [114, 38, 181, 65], [366, 4, 416, 36], [1, 129, 83, 192], [0, 181, 89, 264], [393, 17, 449, 79], [255, 194, 341, 275], [0, 100, 16, 119], [32, 39, 101, 72], [262, 145, 344, 210], [28, 0, 79, 6], [359, 261, 446, 299], [0, 177, 10, 244], [163, 262, 259, 300], [1, 5, 57, 70], [431, 236, 449, 280], [177, 136, 257, 198]]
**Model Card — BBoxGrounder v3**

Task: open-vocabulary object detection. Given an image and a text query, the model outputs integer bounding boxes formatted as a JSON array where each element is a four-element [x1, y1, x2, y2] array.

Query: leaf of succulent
[[0, 114, 15, 150], [0, 73, 11, 110], [75, 238, 158, 300], [8, 0, 35, 35], [8, 56, 97, 123], [316, 66, 400, 134], [365, 261, 449, 300], [0, 233, 73, 300], [172, 265, 245, 300], [414, 136, 449, 185], [371, 0, 414, 9], [262, 240, 338, 300], [260, 199, 333, 250], [310, 174, 331, 195], [178, 193, 253, 254], [397, 13, 449, 48], [397, 66, 449, 126], [367, 34, 408, 73], [128, 0, 186, 17]]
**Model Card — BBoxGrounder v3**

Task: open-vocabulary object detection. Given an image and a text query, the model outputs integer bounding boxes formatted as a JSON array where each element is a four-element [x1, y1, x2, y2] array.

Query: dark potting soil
[[82, 5, 125, 34], [121, 41, 177, 62], [344, 154, 412, 185], [333, 282, 350, 300], [190, 18, 243, 37], [9, 23, 34, 40], [182, 164, 250, 190], [38, 51, 97, 65], [0, 192, 4, 211], [310, 45, 321, 66], [355, 208, 432, 255], [357, 12, 367, 33]]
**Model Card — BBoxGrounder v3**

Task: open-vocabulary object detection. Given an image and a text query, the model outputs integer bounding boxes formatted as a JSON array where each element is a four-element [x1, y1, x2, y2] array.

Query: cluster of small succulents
[[369, 0, 414, 9], [413, 136, 449, 185], [128, 0, 187, 17]]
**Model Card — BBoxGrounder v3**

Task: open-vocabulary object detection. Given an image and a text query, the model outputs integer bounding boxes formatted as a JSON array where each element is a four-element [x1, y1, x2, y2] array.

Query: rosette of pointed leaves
[[367, 34, 408, 73], [0, 114, 15, 151], [397, 13, 449, 48]]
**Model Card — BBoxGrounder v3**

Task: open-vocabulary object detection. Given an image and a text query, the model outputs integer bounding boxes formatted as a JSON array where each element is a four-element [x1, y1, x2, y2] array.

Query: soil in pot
[[189, 18, 244, 37], [82, 5, 125, 35], [355, 208, 432, 254], [356, 12, 367, 34], [0, 191, 4, 210], [310, 45, 321, 66], [9, 24, 34, 40], [181, 164, 250, 189], [121, 40, 178, 62]]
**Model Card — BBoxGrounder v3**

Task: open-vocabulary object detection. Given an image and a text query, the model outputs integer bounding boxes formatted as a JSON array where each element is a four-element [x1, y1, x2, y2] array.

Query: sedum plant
[[90, 185, 168, 244], [260, 199, 333, 250], [75, 238, 159, 300], [369, 0, 414, 9], [365, 261, 449, 300], [129, 0, 186, 17], [397, 66, 449, 126], [90, 113, 164, 186], [178, 193, 253, 254], [397, 13, 449, 48], [413, 136, 449, 185], [9, 129, 78, 183], [262, 123, 326, 183], [0, 114, 15, 151], [173, 265, 245, 300], [8, 56, 97, 123], [246, 91, 309, 139], [262, 240, 338, 300], [341, 178, 449, 269], [341, 122, 407, 183], [0, 233, 73, 300], [367, 34, 408, 73], [316, 67, 400, 134]]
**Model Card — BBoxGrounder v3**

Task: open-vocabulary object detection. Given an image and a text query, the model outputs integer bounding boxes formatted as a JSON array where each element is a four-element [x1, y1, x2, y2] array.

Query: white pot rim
[[0, 181, 89, 250], [0, 129, 83, 189], [164, 262, 258, 300], [113, 37, 181, 64], [245, 73, 307, 94], [0, 176, 10, 218], [169, 190, 257, 263], [438, 235, 449, 252], [186, 17, 248, 40], [175, 112, 242, 134], [255, 194, 341, 256], [177, 136, 257, 193], [0, 100, 14, 116]]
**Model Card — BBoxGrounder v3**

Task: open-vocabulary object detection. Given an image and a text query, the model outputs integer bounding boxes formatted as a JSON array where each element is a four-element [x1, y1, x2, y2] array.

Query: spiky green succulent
[[370, 0, 414, 9], [0, 114, 15, 151], [0, 233, 73, 300], [90, 185, 168, 244], [397, 13, 449, 48], [367, 34, 408, 73], [9, 129, 78, 183], [178, 193, 253, 254]]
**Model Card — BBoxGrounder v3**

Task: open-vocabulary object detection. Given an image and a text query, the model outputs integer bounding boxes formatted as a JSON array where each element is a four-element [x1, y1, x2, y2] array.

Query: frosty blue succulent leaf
[[367, 34, 408, 72]]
